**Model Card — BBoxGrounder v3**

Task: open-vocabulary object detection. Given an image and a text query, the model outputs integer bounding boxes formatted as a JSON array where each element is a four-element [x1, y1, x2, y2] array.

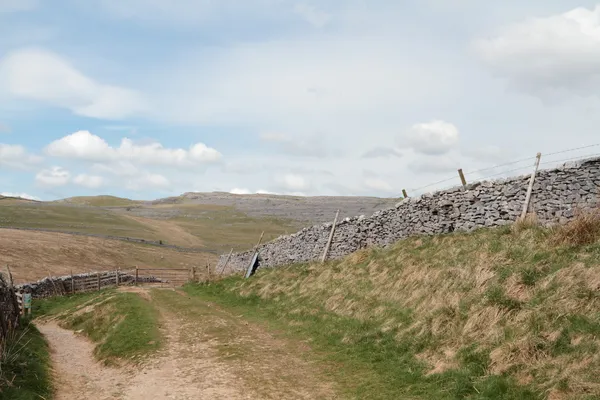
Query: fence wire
[[403, 143, 600, 198]]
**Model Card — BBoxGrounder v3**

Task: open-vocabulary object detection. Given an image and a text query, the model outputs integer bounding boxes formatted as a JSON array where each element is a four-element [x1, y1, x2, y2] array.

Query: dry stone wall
[[17, 271, 162, 298], [217, 157, 600, 274]]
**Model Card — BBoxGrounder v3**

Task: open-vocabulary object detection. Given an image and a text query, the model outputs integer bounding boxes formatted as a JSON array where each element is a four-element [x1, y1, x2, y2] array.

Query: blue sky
[[2, 0, 600, 200]]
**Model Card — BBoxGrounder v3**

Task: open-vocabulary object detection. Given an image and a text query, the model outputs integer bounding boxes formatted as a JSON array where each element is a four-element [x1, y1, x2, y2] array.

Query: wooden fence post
[[71, 270, 74, 294], [46, 271, 59, 296], [206, 263, 211, 283], [97, 272, 101, 291], [244, 232, 265, 279], [135, 266, 138, 286], [402, 189, 408, 199], [321, 210, 340, 263], [5, 265, 14, 287], [520, 153, 542, 220], [6, 265, 20, 324], [218, 248, 234, 276], [458, 168, 467, 189], [115, 269, 120, 287]]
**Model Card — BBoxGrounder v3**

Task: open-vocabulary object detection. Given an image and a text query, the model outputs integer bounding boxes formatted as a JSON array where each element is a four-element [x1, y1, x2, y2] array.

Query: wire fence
[[404, 142, 600, 198]]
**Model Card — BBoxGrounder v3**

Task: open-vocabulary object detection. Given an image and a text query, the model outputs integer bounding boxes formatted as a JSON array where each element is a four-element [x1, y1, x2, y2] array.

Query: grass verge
[[36, 290, 162, 364], [0, 321, 52, 400], [185, 222, 600, 399]]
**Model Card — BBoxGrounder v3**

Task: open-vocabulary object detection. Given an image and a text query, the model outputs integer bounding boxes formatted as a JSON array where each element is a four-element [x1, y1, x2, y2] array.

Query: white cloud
[[279, 173, 310, 191], [475, 5, 600, 98], [399, 120, 459, 155], [35, 166, 71, 187], [0, 143, 42, 169], [363, 178, 393, 192], [229, 188, 282, 195], [73, 174, 105, 189], [0, 192, 40, 201], [362, 147, 403, 159], [46, 130, 222, 166], [0, 48, 146, 119], [230, 188, 252, 195], [293, 3, 330, 27], [46, 130, 111, 161]]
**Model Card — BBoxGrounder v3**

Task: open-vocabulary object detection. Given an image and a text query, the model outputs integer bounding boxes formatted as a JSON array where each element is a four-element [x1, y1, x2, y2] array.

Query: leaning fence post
[[6, 265, 20, 325], [218, 248, 234, 276], [5, 265, 14, 287], [520, 152, 542, 220], [402, 189, 408, 198], [321, 210, 340, 263], [244, 232, 265, 279], [458, 168, 467, 189]]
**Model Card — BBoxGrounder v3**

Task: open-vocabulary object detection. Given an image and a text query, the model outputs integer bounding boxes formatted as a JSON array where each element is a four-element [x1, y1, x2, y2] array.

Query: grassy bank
[[0, 321, 52, 400], [36, 290, 162, 364], [185, 221, 600, 399]]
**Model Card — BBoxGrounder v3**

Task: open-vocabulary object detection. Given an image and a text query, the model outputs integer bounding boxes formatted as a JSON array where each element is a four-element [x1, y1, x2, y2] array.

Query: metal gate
[[134, 268, 191, 287]]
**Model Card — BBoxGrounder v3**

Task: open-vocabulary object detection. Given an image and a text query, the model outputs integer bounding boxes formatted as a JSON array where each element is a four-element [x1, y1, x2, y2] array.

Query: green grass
[[60, 195, 142, 207], [172, 206, 302, 253], [0, 203, 157, 239], [184, 223, 600, 399], [0, 321, 52, 400], [37, 290, 162, 364]]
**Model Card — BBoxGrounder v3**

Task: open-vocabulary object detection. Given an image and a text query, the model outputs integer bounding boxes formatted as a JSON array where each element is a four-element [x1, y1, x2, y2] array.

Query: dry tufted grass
[[550, 207, 600, 247], [226, 222, 600, 398]]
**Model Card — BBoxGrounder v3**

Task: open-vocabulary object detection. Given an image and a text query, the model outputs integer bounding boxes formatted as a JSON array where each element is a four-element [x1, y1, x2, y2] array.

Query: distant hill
[[0, 195, 41, 204], [57, 195, 142, 207], [148, 191, 399, 224]]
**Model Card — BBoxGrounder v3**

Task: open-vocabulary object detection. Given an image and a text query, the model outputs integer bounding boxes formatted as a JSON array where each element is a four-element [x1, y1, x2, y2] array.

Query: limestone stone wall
[[217, 157, 600, 274]]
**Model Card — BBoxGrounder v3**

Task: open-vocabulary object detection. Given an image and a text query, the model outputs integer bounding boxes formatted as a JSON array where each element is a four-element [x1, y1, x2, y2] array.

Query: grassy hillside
[[59, 195, 142, 207], [0, 203, 157, 239], [187, 218, 600, 399], [0, 200, 301, 253], [1, 229, 215, 283]]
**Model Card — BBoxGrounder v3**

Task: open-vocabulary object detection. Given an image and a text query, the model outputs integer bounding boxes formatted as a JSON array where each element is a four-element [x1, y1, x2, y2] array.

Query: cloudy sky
[[2, 0, 600, 201]]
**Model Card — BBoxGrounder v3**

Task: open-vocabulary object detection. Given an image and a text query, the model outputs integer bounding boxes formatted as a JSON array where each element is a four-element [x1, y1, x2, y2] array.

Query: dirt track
[[37, 288, 338, 399]]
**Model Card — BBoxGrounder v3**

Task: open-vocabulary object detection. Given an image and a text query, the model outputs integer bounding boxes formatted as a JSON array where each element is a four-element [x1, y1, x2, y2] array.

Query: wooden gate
[[134, 268, 191, 287]]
